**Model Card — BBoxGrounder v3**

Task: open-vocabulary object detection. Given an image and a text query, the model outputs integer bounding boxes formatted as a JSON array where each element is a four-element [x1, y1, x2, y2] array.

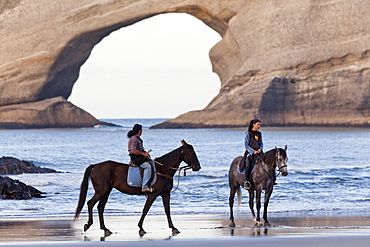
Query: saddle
[[239, 155, 254, 173], [239, 156, 247, 173], [127, 162, 157, 187], [128, 160, 140, 167], [238, 155, 258, 174]]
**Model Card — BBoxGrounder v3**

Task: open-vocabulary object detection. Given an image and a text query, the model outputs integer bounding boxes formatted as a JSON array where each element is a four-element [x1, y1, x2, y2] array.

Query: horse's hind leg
[[138, 194, 157, 236], [85, 194, 100, 231], [97, 191, 113, 236], [229, 186, 238, 227]]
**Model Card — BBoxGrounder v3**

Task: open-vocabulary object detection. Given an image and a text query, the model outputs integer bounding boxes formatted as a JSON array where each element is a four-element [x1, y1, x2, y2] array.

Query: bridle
[[152, 147, 196, 192], [261, 154, 287, 178], [153, 160, 191, 179], [275, 156, 288, 177]]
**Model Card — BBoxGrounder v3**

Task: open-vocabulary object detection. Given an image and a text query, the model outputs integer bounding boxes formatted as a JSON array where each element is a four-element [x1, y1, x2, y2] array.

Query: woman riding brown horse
[[74, 140, 201, 236]]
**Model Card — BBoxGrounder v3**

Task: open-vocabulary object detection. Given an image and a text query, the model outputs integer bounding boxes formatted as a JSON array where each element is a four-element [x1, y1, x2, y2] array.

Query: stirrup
[[243, 181, 251, 190]]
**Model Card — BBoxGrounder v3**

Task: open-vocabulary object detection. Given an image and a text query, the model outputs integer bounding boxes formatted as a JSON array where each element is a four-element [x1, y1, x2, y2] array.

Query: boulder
[[0, 0, 369, 128], [0, 156, 58, 175], [0, 97, 117, 129], [0, 176, 44, 199]]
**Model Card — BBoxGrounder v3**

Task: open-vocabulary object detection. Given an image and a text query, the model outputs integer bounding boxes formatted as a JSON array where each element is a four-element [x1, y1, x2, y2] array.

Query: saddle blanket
[[127, 163, 157, 187], [238, 161, 256, 174]]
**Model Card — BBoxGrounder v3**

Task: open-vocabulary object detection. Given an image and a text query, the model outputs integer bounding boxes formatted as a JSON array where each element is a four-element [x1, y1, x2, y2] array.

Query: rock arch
[[37, 5, 235, 100], [38, 5, 233, 102], [0, 0, 369, 128]]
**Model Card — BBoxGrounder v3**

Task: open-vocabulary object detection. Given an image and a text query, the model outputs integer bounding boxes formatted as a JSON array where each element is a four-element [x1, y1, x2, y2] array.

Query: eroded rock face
[[0, 0, 369, 128]]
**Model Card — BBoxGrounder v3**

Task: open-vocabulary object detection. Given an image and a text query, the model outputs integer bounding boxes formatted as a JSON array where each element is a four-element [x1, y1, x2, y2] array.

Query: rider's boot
[[243, 160, 252, 190], [141, 187, 154, 193], [243, 174, 251, 190]]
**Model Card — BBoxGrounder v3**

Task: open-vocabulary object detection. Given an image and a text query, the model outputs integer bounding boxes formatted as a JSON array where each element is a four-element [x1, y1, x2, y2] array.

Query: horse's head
[[275, 145, 288, 176], [181, 140, 201, 171]]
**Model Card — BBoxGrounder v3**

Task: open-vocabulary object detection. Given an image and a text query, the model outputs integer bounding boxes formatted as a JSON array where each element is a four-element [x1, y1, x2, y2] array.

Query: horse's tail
[[74, 165, 95, 220], [236, 186, 242, 211]]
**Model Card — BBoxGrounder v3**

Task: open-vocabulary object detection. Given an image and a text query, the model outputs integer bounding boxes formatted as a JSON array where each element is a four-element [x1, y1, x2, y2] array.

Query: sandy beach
[[0, 214, 369, 246]]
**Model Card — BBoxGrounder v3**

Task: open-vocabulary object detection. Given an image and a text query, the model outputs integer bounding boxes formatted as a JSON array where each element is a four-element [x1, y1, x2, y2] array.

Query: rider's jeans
[[140, 162, 152, 188]]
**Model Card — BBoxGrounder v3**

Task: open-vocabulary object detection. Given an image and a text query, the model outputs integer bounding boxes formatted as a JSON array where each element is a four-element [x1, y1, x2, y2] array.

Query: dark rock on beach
[[0, 156, 58, 175], [0, 156, 52, 199], [0, 176, 45, 199]]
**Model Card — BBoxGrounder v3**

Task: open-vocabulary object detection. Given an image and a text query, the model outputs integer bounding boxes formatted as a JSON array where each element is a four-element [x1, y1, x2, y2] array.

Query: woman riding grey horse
[[229, 146, 288, 227], [242, 119, 263, 189]]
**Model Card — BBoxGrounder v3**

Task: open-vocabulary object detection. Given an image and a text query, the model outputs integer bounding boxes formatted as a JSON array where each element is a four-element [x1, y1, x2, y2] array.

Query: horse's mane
[[260, 148, 287, 165], [154, 146, 184, 171]]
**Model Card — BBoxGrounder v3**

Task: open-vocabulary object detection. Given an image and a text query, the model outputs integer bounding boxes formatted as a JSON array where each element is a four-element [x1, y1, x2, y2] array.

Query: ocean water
[[0, 119, 369, 219]]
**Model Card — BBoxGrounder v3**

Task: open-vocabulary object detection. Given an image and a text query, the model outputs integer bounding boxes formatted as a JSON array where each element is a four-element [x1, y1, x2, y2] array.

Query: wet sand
[[0, 214, 369, 246]]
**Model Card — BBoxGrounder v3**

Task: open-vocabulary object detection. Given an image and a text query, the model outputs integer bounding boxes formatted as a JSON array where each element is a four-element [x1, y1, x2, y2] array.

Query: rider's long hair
[[127, 124, 142, 138], [248, 119, 261, 131]]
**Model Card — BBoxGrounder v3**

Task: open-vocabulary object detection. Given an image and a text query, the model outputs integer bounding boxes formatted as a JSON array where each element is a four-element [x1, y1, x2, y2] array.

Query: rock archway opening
[[68, 13, 221, 119]]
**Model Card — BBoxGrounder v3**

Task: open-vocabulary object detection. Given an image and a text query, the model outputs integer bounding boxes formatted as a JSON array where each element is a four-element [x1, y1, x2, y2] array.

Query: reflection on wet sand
[[229, 227, 269, 236], [0, 215, 369, 243], [0, 219, 77, 242]]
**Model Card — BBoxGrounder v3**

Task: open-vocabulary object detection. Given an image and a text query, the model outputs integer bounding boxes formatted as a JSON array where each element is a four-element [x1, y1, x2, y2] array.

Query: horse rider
[[243, 119, 263, 189], [127, 124, 154, 192]]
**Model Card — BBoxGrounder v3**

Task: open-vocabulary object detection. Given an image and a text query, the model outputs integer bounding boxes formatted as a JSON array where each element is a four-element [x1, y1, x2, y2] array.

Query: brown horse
[[74, 140, 201, 236], [228, 146, 288, 227]]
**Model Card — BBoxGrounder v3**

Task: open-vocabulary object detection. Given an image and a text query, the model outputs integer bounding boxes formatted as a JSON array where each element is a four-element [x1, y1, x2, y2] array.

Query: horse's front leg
[[138, 194, 157, 236], [255, 189, 262, 226], [263, 189, 273, 227], [248, 189, 256, 223], [161, 192, 180, 235]]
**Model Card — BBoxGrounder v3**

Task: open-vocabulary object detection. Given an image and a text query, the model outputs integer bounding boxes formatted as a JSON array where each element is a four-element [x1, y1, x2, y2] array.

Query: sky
[[68, 13, 222, 119]]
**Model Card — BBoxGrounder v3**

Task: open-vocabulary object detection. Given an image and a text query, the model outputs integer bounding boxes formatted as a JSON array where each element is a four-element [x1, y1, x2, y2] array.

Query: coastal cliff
[[0, 0, 369, 128]]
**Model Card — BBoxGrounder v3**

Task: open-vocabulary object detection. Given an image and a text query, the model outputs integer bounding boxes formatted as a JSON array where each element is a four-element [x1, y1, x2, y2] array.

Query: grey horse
[[228, 146, 288, 227]]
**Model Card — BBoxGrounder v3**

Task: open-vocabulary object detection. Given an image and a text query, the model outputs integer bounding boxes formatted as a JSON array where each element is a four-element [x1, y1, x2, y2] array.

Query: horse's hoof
[[264, 222, 271, 227], [254, 222, 262, 227], [139, 229, 146, 237], [104, 229, 113, 237], [229, 221, 236, 228], [84, 224, 90, 232], [172, 228, 180, 235]]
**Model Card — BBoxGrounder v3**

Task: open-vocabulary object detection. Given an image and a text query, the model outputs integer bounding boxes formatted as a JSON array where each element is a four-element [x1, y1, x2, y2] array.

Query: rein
[[260, 158, 287, 179], [152, 159, 192, 192], [260, 161, 276, 180], [275, 164, 287, 177]]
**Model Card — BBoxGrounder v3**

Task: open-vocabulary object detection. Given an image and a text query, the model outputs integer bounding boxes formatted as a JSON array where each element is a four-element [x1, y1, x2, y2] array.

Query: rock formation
[[0, 0, 369, 128], [0, 176, 44, 199], [0, 97, 115, 128], [0, 156, 58, 175], [0, 156, 54, 199]]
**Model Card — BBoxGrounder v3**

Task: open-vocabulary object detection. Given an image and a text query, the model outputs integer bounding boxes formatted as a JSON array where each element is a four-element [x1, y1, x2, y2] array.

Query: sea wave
[[0, 120, 369, 219]]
